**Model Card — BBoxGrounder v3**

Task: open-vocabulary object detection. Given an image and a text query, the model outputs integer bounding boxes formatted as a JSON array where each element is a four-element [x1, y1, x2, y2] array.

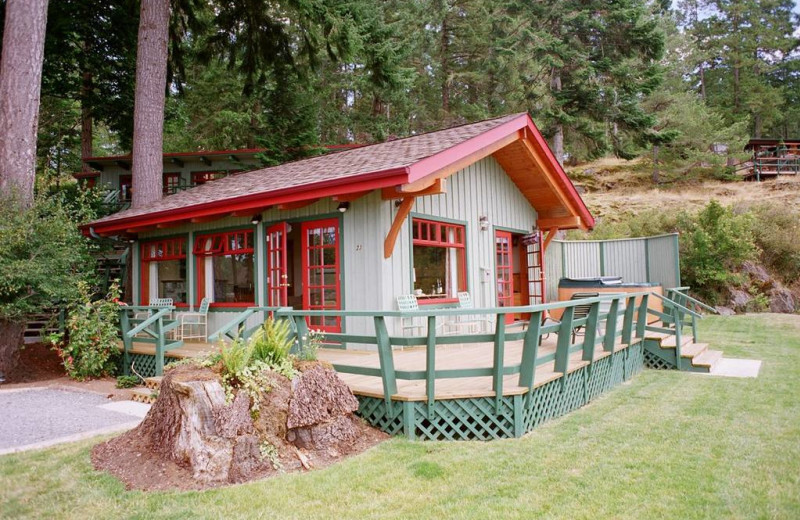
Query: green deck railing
[[269, 292, 656, 412], [119, 305, 183, 376], [207, 306, 291, 343]]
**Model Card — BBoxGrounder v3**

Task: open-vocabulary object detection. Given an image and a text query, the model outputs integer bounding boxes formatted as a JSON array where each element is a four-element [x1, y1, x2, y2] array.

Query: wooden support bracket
[[381, 178, 446, 200], [538, 216, 581, 229], [541, 227, 559, 251], [384, 197, 415, 259]]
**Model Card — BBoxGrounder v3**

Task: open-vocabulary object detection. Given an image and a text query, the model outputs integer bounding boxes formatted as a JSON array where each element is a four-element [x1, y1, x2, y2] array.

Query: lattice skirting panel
[[355, 342, 645, 441], [642, 339, 677, 370], [120, 353, 178, 378]]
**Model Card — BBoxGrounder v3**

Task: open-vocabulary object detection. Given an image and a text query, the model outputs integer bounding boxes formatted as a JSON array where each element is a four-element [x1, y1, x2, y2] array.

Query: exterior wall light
[[338, 202, 350, 213], [479, 215, 490, 231], [250, 214, 262, 225]]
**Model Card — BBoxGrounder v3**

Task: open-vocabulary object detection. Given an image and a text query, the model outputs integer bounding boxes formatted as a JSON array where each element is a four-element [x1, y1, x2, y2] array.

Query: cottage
[[86, 113, 593, 337], [89, 114, 721, 441]]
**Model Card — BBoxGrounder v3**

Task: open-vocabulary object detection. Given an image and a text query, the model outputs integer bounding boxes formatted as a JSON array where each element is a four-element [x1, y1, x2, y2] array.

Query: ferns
[[250, 317, 294, 364]]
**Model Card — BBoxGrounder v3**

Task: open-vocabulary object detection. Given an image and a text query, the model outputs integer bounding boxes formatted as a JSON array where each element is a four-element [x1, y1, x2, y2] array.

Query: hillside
[[563, 157, 800, 314], [566, 157, 800, 227]]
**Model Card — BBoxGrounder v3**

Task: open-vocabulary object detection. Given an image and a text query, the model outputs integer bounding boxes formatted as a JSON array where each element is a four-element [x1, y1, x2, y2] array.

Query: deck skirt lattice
[[356, 342, 645, 441]]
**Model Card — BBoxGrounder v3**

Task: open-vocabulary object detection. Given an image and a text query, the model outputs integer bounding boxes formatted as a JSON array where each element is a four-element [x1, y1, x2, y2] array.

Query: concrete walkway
[[0, 387, 150, 455]]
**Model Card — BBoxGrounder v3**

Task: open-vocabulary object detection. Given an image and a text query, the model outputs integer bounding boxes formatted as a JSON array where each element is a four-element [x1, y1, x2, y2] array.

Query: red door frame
[[495, 230, 514, 324], [300, 218, 341, 332], [266, 222, 289, 307]]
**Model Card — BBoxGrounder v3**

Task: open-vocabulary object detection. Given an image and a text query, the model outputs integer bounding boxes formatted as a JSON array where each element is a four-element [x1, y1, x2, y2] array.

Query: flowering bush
[[50, 282, 121, 380]]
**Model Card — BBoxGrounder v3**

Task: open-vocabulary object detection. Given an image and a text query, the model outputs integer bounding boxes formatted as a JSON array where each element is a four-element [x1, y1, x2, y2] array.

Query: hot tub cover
[[558, 277, 660, 288]]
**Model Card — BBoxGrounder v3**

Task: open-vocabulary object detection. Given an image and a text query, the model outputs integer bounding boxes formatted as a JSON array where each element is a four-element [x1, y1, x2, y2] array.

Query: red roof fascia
[[84, 148, 268, 163], [72, 171, 100, 179], [88, 167, 410, 235], [407, 114, 529, 182], [523, 117, 595, 229]]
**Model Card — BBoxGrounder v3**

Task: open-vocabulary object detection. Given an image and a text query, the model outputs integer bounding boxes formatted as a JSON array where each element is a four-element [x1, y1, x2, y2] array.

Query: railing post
[[120, 309, 132, 376], [519, 311, 542, 390], [692, 314, 699, 344], [155, 315, 165, 376], [555, 307, 574, 380], [636, 294, 650, 338], [425, 315, 437, 418], [493, 315, 506, 413], [603, 299, 619, 352], [673, 307, 683, 370], [622, 296, 636, 344], [373, 316, 397, 409], [582, 302, 601, 362], [293, 315, 310, 353]]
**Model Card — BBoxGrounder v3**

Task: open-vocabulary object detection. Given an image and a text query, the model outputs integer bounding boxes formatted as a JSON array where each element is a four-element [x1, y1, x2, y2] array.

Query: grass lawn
[[1, 314, 799, 519]]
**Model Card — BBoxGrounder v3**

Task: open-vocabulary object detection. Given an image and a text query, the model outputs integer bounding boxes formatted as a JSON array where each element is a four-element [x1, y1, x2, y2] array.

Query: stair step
[[692, 349, 723, 368], [680, 342, 709, 358], [644, 331, 672, 341], [661, 335, 694, 349], [130, 387, 159, 404], [144, 376, 163, 390]]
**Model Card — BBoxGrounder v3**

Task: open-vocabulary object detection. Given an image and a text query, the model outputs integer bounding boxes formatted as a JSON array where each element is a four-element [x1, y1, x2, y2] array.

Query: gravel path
[[0, 388, 141, 451]]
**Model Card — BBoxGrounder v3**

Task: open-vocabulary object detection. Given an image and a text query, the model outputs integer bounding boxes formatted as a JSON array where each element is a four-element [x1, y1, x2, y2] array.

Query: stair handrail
[[649, 292, 703, 319], [207, 306, 290, 343], [123, 306, 174, 338], [666, 288, 718, 315]]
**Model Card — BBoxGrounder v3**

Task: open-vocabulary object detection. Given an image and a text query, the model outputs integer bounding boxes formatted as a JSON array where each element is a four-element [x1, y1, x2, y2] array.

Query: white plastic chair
[[177, 298, 210, 341], [396, 294, 424, 337], [450, 292, 494, 333]]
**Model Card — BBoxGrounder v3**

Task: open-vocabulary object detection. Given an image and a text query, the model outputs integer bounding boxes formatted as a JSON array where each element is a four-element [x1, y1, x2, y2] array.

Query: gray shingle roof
[[90, 113, 524, 226]]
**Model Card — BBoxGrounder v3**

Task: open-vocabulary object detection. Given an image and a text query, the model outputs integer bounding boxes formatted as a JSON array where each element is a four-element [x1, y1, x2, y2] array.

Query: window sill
[[208, 302, 255, 309], [417, 298, 459, 306]]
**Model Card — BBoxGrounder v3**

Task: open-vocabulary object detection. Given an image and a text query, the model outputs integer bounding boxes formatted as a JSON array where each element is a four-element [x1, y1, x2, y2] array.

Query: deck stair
[[642, 289, 725, 373], [128, 377, 162, 404]]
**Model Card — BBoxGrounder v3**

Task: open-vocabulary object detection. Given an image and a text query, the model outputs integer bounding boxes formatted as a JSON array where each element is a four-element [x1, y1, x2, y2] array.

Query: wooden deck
[[320, 337, 633, 401], [118, 336, 635, 402]]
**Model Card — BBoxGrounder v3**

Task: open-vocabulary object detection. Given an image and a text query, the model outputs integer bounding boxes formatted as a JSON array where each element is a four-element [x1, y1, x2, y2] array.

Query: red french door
[[495, 230, 514, 324], [301, 218, 341, 332], [266, 222, 289, 307]]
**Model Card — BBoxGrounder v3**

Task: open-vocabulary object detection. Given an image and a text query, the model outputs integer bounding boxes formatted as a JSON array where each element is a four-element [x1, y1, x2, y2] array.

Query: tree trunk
[[440, 14, 450, 116], [131, 0, 170, 209], [550, 73, 564, 165], [80, 36, 94, 174], [652, 145, 660, 184], [0, 0, 49, 207], [81, 70, 94, 173], [0, 319, 26, 381], [699, 63, 707, 101]]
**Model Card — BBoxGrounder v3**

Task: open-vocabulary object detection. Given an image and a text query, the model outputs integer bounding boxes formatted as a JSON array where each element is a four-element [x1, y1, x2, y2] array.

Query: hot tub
[[550, 277, 663, 320]]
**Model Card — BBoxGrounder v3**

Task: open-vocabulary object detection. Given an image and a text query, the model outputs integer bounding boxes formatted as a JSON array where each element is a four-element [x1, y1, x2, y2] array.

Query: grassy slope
[[565, 157, 800, 226], [1, 314, 799, 519]]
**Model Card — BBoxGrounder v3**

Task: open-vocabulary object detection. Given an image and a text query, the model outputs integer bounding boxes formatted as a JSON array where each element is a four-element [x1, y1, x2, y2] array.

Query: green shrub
[[751, 204, 800, 285], [50, 282, 121, 380], [678, 201, 758, 303], [116, 375, 140, 388], [250, 317, 294, 364]]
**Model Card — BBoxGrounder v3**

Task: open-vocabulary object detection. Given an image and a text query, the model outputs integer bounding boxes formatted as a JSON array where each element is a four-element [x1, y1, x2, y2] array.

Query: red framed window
[[191, 171, 227, 186], [119, 174, 132, 202], [163, 172, 181, 195], [140, 237, 188, 306], [411, 218, 467, 303], [194, 229, 255, 306]]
